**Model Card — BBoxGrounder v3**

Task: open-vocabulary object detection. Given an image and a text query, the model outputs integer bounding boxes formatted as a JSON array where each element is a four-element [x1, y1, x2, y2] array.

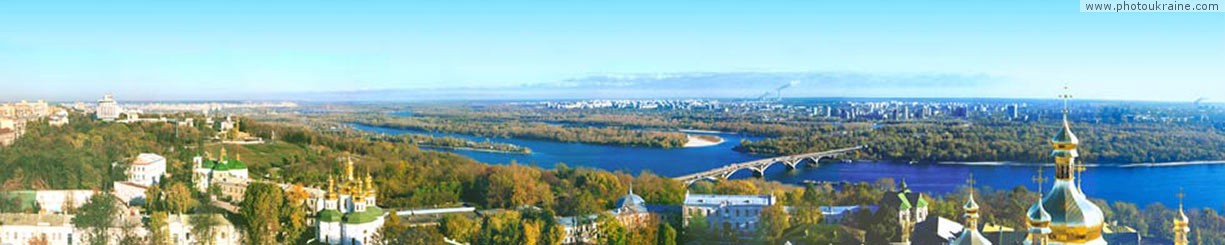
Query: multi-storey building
[[96, 94, 120, 121], [128, 153, 167, 187], [682, 193, 776, 237]]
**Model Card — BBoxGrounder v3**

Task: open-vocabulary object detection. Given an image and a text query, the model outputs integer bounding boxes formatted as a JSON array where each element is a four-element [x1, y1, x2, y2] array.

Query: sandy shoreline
[[683, 134, 725, 147]]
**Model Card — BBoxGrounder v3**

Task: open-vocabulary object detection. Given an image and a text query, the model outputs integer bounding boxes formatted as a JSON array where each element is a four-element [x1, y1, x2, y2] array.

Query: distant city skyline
[[1, 1, 1222, 102]]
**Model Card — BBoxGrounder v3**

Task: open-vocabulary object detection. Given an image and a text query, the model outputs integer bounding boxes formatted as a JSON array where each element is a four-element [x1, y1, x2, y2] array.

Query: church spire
[[344, 155, 355, 181], [1026, 168, 1051, 245], [1051, 86, 1080, 181], [964, 173, 979, 229], [1174, 188, 1190, 245], [952, 173, 992, 245], [326, 175, 338, 200]]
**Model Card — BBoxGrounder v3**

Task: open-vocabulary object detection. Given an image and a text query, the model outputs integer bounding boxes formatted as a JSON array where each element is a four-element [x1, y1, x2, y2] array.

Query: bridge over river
[[672, 145, 866, 184]]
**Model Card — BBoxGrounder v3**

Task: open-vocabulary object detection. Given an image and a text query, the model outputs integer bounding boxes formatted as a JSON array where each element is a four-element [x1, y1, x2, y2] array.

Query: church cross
[[1075, 164, 1087, 187], [1032, 167, 1047, 193], [1177, 187, 1186, 210]]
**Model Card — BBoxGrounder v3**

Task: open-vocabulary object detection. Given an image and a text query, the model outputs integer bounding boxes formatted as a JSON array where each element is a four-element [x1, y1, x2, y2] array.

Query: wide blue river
[[353, 124, 1225, 209]]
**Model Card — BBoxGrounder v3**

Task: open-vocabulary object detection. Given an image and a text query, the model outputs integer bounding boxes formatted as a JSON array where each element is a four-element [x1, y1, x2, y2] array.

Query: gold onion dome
[[365, 172, 377, 198], [1039, 90, 1106, 244], [353, 177, 365, 202], [964, 192, 979, 213], [326, 176, 338, 200], [952, 191, 992, 245], [1027, 199, 1052, 226], [1051, 117, 1079, 145]]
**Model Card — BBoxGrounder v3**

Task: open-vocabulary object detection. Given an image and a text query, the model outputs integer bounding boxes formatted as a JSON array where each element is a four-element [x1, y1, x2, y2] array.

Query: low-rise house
[[0, 213, 80, 245]]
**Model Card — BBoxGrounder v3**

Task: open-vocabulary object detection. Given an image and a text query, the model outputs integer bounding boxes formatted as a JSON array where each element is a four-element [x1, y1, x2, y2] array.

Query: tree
[[865, 207, 901, 244], [145, 184, 164, 211], [191, 212, 222, 245], [596, 213, 627, 245], [439, 213, 480, 242], [372, 208, 443, 244], [758, 204, 790, 243], [522, 220, 542, 245], [373, 209, 406, 245], [72, 194, 118, 245], [477, 210, 524, 244], [148, 212, 172, 245], [683, 213, 709, 243], [164, 182, 195, 214], [484, 164, 553, 208], [279, 186, 310, 244], [657, 222, 677, 245], [240, 182, 285, 245], [714, 180, 759, 195]]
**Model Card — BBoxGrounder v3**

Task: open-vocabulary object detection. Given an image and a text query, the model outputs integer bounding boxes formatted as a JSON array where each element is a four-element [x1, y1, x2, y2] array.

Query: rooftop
[[133, 153, 165, 166], [683, 193, 775, 206], [0, 213, 72, 226]]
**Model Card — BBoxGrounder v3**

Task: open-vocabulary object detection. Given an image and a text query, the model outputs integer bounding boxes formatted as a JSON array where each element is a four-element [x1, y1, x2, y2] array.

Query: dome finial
[[1061, 84, 1071, 119], [1177, 187, 1187, 219]]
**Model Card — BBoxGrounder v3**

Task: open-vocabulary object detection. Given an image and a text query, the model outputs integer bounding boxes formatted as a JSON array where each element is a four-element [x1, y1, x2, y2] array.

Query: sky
[[0, 1, 1222, 101]]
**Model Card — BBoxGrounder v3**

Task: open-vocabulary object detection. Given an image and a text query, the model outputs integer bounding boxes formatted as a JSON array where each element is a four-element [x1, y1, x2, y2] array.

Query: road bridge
[[672, 145, 865, 185]]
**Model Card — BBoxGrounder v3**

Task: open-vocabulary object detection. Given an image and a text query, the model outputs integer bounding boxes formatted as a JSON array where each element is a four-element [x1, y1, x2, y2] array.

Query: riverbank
[[935, 160, 1225, 168], [683, 134, 725, 148], [419, 145, 532, 155]]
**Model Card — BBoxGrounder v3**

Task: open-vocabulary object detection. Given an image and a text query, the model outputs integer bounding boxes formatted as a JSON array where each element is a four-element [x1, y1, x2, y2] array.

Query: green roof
[[0, 191, 38, 211], [203, 158, 248, 171], [318, 209, 343, 222], [897, 193, 912, 210], [343, 207, 385, 224]]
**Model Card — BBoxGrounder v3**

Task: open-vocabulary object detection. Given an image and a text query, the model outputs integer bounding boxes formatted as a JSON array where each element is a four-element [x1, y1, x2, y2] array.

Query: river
[[352, 124, 1225, 209]]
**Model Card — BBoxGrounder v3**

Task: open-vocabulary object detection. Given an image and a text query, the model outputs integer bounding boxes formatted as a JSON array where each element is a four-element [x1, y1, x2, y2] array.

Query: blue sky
[[0, 1, 1222, 101]]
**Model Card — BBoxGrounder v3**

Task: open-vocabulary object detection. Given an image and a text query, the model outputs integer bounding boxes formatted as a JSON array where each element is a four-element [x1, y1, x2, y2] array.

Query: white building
[[0, 213, 81, 245], [96, 94, 120, 121], [128, 153, 167, 187], [165, 214, 241, 245], [112, 181, 150, 206], [0, 100, 50, 120], [316, 157, 385, 245], [48, 109, 69, 127], [682, 193, 776, 237]]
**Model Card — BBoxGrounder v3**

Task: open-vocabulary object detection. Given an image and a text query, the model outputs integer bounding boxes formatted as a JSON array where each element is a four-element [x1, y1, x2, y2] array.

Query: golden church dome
[[1040, 91, 1106, 244]]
